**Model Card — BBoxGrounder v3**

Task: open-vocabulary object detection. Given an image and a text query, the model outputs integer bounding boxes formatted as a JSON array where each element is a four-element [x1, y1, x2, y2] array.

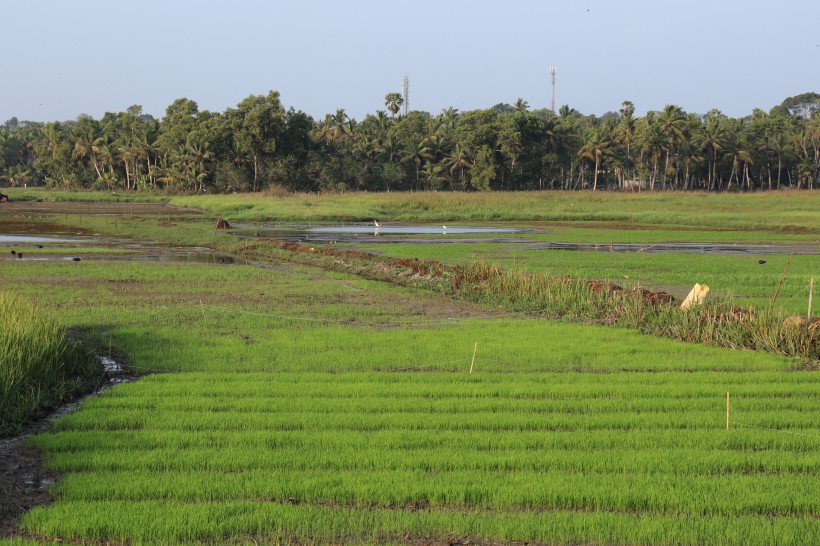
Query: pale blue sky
[[3, 0, 819, 123]]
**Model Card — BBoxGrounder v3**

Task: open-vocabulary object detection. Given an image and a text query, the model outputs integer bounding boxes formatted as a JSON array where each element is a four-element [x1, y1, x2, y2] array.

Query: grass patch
[[0, 292, 101, 437]]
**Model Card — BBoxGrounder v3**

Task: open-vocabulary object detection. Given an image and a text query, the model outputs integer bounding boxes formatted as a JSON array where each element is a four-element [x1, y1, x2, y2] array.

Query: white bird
[[442, 225, 447, 232], [374, 220, 380, 228]]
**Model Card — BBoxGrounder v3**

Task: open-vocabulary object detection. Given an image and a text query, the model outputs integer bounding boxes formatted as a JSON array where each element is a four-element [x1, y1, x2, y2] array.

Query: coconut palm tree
[[724, 120, 754, 190], [579, 127, 611, 191], [400, 138, 432, 190], [657, 105, 688, 188], [635, 113, 664, 190], [700, 115, 726, 190], [71, 119, 105, 179], [446, 143, 471, 189]]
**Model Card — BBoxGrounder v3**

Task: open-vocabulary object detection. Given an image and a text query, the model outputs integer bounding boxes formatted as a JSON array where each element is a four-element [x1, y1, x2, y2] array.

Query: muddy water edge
[[0, 202, 190, 537], [0, 357, 135, 538]]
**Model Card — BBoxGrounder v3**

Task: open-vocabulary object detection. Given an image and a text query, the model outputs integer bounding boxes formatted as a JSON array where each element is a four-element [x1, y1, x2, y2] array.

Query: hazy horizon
[[4, 0, 819, 123]]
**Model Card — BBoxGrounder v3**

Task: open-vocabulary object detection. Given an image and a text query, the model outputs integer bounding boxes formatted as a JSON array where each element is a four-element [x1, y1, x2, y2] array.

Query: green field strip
[[22, 499, 820, 545]]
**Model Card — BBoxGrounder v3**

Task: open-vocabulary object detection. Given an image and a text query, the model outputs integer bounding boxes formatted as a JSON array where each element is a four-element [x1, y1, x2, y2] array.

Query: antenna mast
[[402, 74, 410, 116], [550, 66, 557, 113]]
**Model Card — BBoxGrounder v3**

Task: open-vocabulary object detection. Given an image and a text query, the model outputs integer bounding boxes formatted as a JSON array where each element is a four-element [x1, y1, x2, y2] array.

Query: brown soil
[[0, 200, 203, 216], [0, 358, 135, 539], [0, 402, 79, 537]]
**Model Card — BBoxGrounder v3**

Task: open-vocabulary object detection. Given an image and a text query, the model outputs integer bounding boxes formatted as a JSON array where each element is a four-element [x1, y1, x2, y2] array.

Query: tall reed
[[0, 291, 100, 436]]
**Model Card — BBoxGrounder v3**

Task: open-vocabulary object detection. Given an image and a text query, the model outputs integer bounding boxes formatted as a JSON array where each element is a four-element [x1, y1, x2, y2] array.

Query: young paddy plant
[[22, 371, 820, 544]]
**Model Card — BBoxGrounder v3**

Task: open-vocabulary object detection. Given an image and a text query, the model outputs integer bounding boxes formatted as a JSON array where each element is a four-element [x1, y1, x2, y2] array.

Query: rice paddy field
[[0, 191, 818, 545]]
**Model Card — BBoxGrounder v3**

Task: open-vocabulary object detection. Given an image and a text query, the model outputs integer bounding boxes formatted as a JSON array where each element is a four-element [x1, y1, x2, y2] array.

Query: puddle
[[530, 241, 820, 255], [231, 223, 528, 244], [97, 253, 241, 264], [310, 225, 522, 235], [0, 353, 136, 536], [4, 251, 240, 265], [229, 224, 819, 255], [0, 234, 83, 243]]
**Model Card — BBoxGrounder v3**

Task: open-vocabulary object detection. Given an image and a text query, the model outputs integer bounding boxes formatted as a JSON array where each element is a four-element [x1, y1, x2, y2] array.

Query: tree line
[[1, 91, 818, 193]]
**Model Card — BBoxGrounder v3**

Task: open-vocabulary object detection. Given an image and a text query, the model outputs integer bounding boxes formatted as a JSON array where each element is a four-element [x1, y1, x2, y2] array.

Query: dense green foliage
[[2, 92, 819, 193], [0, 292, 99, 436]]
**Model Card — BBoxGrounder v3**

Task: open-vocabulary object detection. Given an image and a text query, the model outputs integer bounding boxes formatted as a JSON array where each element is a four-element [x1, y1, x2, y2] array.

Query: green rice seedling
[[23, 371, 820, 544]]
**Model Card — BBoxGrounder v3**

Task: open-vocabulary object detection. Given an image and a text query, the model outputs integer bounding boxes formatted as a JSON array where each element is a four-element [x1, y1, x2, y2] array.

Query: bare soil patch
[[0, 401, 81, 537], [0, 200, 203, 216]]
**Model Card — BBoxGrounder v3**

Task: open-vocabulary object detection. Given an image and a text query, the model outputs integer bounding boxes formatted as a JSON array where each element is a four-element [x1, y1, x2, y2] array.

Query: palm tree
[[700, 115, 726, 190], [765, 133, 791, 189], [514, 98, 529, 112], [400, 138, 432, 190], [635, 113, 664, 190], [579, 127, 611, 191], [185, 139, 214, 192], [615, 101, 636, 179], [724, 120, 754, 190], [657, 105, 688, 188], [71, 120, 105, 179], [420, 161, 446, 190], [445, 143, 471, 189], [437, 107, 459, 132], [373, 110, 392, 136], [0, 164, 31, 187], [315, 109, 352, 150], [384, 93, 403, 118]]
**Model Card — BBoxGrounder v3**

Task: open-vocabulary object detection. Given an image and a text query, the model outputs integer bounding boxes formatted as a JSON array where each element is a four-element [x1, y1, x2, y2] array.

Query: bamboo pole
[[469, 342, 478, 373], [726, 392, 730, 430]]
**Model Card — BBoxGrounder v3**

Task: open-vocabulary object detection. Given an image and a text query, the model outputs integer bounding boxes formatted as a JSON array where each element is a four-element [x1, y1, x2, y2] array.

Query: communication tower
[[402, 74, 410, 115], [550, 66, 557, 113]]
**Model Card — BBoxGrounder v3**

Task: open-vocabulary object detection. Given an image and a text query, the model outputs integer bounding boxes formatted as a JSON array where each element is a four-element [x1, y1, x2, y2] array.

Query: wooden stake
[[469, 342, 478, 373], [808, 278, 814, 322], [726, 392, 730, 430]]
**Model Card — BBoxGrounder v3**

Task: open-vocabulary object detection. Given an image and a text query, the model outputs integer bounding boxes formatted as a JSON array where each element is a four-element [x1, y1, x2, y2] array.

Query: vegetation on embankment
[[235, 240, 819, 364], [0, 292, 100, 437]]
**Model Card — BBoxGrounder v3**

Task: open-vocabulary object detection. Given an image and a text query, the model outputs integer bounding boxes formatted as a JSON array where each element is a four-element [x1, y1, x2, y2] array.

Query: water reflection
[[231, 223, 527, 244]]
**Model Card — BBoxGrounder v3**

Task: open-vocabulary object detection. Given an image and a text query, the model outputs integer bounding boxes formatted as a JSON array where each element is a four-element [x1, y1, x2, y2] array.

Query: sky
[[3, 0, 819, 124]]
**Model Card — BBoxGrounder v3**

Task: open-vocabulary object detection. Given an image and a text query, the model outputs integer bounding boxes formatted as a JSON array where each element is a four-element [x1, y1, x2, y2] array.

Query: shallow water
[[0, 234, 83, 243], [230, 223, 527, 243], [3, 221, 818, 257], [4, 253, 240, 264], [531, 241, 820, 255]]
